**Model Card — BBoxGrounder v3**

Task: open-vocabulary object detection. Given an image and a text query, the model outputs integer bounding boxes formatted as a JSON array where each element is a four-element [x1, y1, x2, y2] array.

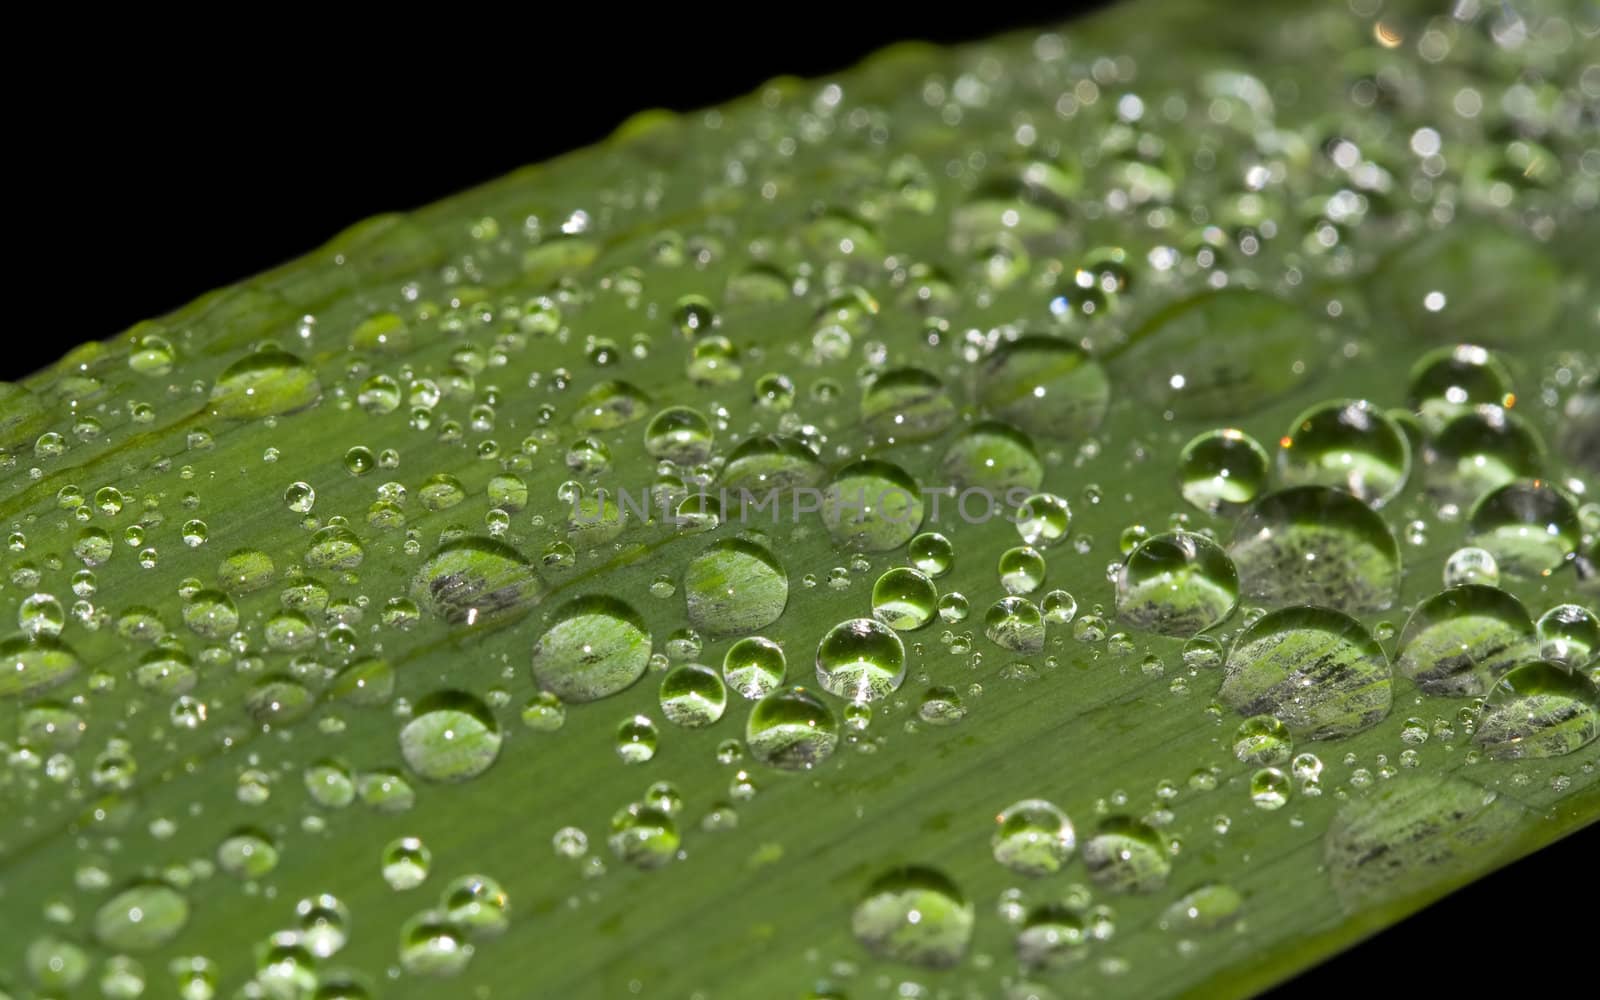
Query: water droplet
[[1015, 904, 1087, 970], [685, 538, 788, 634], [1114, 290, 1317, 419], [1082, 817, 1170, 893], [1042, 590, 1078, 625], [1538, 605, 1599, 669], [218, 828, 279, 879], [400, 691, 502, 782], [443, 875, 510, 937], [1250, 767, 1291, 809], [297, 894, 352, 957], [411, 538, 543, 627], [723, 636, 786, 700], [1468, 481, 1581, 576], [1373, 222, 1561, 345], [860, 367, 956, 444], [419, 474, 467, 511], [382, 836, 432, 889], [520, 690, 566, 731], [1229, 486, 1401, 614], [1178, 429, 1270, 513], [616, 714, 659, 763], [908, 531, 955, 577], [1115, 531, 1238, 637], [331, 656, 395, 706], [1443, 546, 1500, 587], [1013, 492, 1072, 548], [1221, 606, 1392, 738], [1396, 585, 1536, 696], [1424, 407, 1543, 505], [992, 799, 1076, 876], [719, 435, 826, 494], [530, 597, 652, 702], [998, 546, 1048, 595], [17, 593, 65, 637], [746, 687, 838, 770], [1325, 775, 1524, 912], [977, 335, 1109, 439], [1162, 883, 1243, 932], [572, 380, 650, 432], [217, 548, 275, 595], [852, 867, 974, 968], [1277, 399, 1411, 507], [94, 881, 189, 951], [919, 686, 967, 725], [644, 406, 713, 465], [822, 460, 925, 552], [986, 597, 1045, 654], [659, 664, 728, 728], [1407, 344, 1514, 434], [211, 349, 321, 419], [871, 567, 938, 631], [398, 910, 472, 976], [610, 802, 679, 868], [816, 618, 906, 702], [1233, 715, 1293, 765], [941, 421, 1042, 492], [1474, 661, 1599, 759], [181, 590, 239, 640], [246, 676, 313, 726], [305, 523, 365, 569]]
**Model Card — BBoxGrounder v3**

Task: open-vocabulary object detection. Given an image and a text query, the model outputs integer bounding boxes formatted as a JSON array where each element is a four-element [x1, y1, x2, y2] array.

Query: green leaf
[[3, 1, 1598, 998]]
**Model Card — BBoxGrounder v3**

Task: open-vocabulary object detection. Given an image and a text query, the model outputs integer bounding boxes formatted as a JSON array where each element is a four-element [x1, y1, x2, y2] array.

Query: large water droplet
[[985, 597, 1045, 654], [1396, 585, 1536, 696], [871, 567, 938, 631], [992, 799, 1076, 876], [94, 882, 189, 951], [684, 538, 788, 634], [852, 867, 974, 969], [1221, 606, 1391, 738], [572, 380, 650, 432], [1474, 661, 1599, 759], [1229, 486, 1401, 614], [0, 634, 81, 698], [1177, 425, 1260, 512], [659, 664, 727, 728], [400, 691, 502, 782], [723, 636, 786, 700], [719, 434, 826, 494], [211, 348, 321, 419], [816, 618, 906, 702], [1114, 290, 1318, 419], [977, 335, 1110, 439], [1115, 531, 1238, 637], [1277, 399, 1411, 507], [1407, 344, 1514, 435], [610, 802, 681, 868], [1538, 604, 1599, 669], [1424, 407, 1543, 505], [530, 596, 652, 702], [861, 367, 957, 443], [411, 538, 543, 627], [822, 460, 925, 552], [1373, 221, 1562, 344], [746, 687, 838, 770], [942, 421, 1042, 492], [1082, 817, 1170, 892], [644, 405, 714, 463], [1468, 481, 1581, 576]]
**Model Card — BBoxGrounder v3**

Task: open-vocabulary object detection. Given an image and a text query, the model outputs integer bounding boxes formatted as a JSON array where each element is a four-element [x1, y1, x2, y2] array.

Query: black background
[[15, 5, 1591, 995]]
